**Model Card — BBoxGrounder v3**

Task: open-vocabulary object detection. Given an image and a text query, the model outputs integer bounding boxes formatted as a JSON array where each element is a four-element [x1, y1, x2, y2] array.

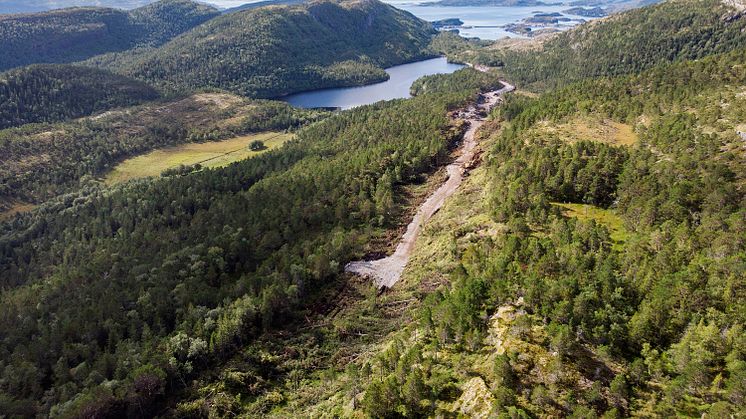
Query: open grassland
[[553, 202, 630, 247], [533, 116, 638, 146], [105, 132, 293, 184]]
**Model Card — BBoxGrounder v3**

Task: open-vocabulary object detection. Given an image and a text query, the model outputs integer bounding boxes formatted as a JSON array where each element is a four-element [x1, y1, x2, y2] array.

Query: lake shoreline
[[283, 56, 465, 110]]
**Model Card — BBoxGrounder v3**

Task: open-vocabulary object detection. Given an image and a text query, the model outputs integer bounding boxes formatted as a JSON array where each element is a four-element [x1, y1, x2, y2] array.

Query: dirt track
[[345, 80, 515, 288]]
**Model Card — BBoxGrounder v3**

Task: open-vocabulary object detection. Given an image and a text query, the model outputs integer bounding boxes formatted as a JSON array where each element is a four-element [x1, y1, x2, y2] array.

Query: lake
[[284, 57, 464, 109]]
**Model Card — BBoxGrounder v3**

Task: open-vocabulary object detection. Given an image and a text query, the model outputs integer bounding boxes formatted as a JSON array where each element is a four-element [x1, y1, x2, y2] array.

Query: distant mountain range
[[0, 1, 153, 13]]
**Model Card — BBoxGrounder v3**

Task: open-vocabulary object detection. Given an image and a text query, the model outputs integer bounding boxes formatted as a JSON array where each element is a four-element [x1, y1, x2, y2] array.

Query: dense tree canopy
[[454, 0, 746, 90], [358, 48, 746, 417], [0, 64, 159, 129], [1, 0, 745, 416]]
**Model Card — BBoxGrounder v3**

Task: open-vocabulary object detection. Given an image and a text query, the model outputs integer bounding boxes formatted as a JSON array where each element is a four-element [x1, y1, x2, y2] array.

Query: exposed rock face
[[453, 377, 495, 419]]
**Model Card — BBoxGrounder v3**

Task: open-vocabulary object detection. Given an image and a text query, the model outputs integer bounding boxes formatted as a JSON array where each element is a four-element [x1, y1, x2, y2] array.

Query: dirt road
[[346, 80, 515, 288]]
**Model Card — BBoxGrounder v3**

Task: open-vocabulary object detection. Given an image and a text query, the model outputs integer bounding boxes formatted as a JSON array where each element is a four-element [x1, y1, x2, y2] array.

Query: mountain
[[0, 0, 220, 71], [427, 0, 559, 6], [94, 0, 437, 98], [0, 64, 159, 129]]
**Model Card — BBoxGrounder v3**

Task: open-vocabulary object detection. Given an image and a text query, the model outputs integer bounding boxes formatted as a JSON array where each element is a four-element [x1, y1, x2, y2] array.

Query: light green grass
[[105, 132, 293, 184], [553, 202, 630, 247]]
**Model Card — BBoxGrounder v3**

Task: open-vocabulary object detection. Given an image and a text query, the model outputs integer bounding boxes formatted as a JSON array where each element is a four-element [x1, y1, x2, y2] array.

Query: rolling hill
[[95, 0, 437, 98], [0, 0, 220, 71], [0, 92, 323, 210], [0, 64, 159, 129]]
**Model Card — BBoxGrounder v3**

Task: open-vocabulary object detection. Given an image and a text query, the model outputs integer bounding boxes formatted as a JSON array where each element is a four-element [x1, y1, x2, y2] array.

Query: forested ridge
[[0, 64, 159, 130], [91, 0, 437, 98], [0, 0, 219, 72], [0, 73, 487, 417]]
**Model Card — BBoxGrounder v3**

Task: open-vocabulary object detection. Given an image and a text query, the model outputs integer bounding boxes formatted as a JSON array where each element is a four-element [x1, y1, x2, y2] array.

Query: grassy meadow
[[105, 132, 293, 184]]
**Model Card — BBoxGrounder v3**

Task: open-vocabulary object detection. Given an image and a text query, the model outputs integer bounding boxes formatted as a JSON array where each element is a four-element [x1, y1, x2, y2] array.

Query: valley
[[0, 0, 745, 417]]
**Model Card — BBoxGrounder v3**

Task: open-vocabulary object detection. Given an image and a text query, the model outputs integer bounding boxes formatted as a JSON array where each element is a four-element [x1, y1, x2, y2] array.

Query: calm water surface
[[284, 57, 464, 109]]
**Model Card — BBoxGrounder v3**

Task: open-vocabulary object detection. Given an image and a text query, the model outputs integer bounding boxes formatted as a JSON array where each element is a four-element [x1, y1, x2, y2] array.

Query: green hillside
[[460, 0, 746, 90], [361, 49, 746, 417], [0, 0, 219, 71], [0, 64, 159, 129], [96, 0, 437, 98]]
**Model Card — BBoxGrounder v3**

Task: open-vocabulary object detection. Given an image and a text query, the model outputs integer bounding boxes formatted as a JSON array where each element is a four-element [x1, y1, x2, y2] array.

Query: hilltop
[[0, 0, 220, 71], [94, 0, 437, 97]]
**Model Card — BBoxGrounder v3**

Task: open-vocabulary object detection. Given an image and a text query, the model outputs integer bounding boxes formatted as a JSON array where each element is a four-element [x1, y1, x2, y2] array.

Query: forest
[[0, 72, 487, 417], [445, 0, 746, 91], [0, 0, 219, 72], [0, 0, 745, 416], [0, 64, 159, 129]]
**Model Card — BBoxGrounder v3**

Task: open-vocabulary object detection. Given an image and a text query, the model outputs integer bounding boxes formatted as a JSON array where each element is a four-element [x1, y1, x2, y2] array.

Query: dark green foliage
[[0, 64, 159, 129], [411, 67, 503, 96], [249, 140, 266, 151], [95, 0, 437, 98], [493, 0, 746, 90], [0, 85, 477, 416], [0, 0, 219, 71]]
